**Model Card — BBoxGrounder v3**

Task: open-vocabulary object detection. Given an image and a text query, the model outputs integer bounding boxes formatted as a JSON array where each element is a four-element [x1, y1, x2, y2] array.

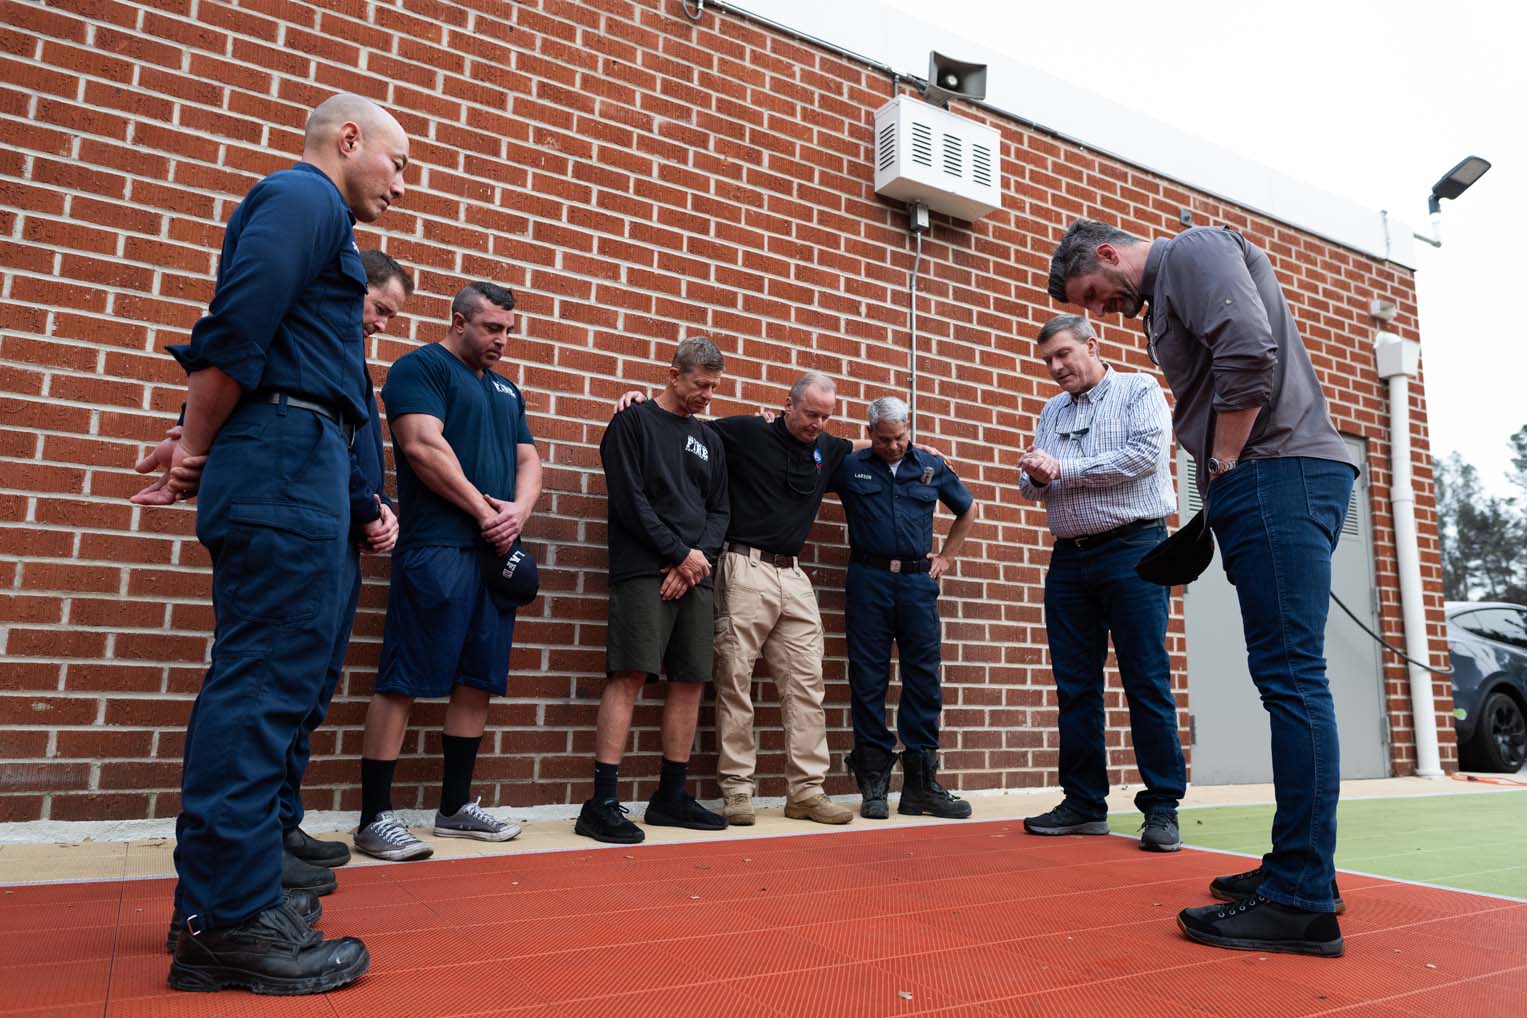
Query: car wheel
[[1470, 691, 1527, 773]]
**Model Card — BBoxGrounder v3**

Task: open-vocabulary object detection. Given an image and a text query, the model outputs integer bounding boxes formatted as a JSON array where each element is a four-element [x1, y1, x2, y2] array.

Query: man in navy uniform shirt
[[275, 250, 413, 883], [137, 93, 408, 995], [829, 396, 977, 819], [352, 281, 542, 862]]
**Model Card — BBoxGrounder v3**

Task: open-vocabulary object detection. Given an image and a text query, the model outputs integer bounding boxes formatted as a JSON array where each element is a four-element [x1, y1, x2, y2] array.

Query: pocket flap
[[229, 499, 341, 540]]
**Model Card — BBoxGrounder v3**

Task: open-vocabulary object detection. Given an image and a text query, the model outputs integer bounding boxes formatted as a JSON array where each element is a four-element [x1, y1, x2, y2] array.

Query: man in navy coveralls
[[137, 94, 408, 995]]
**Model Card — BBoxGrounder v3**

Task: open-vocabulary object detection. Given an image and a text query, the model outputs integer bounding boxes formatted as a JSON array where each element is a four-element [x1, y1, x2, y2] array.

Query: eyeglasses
[[1142, 305, 1158, 366]]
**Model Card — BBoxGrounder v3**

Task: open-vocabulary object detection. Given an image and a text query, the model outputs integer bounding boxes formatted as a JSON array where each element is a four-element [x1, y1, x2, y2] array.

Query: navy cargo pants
[[174, 400, 349, 929], [278, 545, 361, 834], [844, 563, 943, 754]]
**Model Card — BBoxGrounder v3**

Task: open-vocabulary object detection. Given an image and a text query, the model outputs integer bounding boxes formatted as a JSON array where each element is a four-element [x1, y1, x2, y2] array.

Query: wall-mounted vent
[[872, 96, 1002, 222]]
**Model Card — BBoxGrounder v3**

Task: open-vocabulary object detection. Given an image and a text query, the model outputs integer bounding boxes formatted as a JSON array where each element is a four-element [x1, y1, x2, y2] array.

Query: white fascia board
[[724, 0, 1418, 269]]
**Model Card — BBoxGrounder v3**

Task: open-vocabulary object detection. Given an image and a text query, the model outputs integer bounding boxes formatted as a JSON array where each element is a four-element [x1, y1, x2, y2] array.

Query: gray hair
[[1047, 218, 1142, 302], [788, 371, 835, 403], [673, 335, 725, 374], [866, 396, 910, 429], [1036, 313, 1096, 346]]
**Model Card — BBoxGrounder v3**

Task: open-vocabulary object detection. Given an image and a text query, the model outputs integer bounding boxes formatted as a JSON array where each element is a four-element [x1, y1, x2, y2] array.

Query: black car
[[1445, 601, 1527, 772]]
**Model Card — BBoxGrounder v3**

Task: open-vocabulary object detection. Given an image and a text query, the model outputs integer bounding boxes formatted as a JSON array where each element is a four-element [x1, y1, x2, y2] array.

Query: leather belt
[[1054, 517, 1163, 551], [850, 551, 932, 574], [259, 391, 355, 446], [724, 541, 797, 569]]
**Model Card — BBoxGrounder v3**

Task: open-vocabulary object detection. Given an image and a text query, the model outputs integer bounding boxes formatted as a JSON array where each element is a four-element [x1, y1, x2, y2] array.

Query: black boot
[[167, 888, 322, 953], [845, 745, 894, 819], [284, 827, 352, 868], [282, 850, 338, 896], [897, 749, 972, 819], [167, 900, 370, 995]]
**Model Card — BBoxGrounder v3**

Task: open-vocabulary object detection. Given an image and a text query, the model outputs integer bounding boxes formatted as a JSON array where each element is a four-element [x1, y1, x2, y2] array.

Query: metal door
[[1181, 437, 1389, 783]]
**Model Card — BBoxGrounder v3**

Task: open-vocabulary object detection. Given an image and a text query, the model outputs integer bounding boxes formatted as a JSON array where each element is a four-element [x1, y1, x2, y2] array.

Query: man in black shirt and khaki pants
[[580, 337, 732, 844]]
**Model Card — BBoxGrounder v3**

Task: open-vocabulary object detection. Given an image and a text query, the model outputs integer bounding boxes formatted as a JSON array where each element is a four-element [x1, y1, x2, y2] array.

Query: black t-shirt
[[600, 400, 729, 585], [709, 414, 854, 556]]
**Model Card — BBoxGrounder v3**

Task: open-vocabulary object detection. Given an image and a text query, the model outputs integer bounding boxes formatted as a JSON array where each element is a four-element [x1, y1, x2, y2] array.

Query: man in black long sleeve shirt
[[578, 338, 731, 843]]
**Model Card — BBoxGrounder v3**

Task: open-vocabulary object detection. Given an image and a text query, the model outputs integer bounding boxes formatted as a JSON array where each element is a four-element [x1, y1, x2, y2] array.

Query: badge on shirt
[[921, 466, 934, 485], [813, 448, 822, 472]]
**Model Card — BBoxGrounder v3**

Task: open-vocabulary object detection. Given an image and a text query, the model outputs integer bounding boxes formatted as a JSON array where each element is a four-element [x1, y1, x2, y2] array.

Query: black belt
[[1055, 517, 1163, 551], [724, 542, 797, 569], [257, 392, 355, 445], [850, 551, 932, 574]]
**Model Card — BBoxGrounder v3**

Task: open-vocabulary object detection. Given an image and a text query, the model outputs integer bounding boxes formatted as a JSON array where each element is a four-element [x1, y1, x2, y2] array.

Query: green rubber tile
[[1111, 790, 1527, 899]]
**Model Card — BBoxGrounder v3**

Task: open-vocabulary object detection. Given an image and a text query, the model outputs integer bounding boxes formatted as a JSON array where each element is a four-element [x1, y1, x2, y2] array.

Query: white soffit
[[725, 0, 1418, 269]]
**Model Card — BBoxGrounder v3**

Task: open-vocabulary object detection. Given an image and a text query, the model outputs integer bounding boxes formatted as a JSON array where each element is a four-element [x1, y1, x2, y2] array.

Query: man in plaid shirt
[[1018, 313, 1186, 853]]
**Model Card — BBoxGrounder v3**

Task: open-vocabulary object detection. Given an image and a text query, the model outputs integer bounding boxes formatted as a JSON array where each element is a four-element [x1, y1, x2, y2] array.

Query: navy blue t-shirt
[[168, 162, 369, 424], [381, 342, 535, 551]]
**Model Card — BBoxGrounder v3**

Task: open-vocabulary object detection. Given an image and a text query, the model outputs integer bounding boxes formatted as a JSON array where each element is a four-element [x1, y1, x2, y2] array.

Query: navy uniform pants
[[174, 401, 350, 929], [278, 543, 362, 834], [843, 562, 943, 754]]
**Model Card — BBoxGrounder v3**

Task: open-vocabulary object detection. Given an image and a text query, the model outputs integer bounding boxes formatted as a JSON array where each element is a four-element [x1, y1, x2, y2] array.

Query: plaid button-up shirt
[[1019, 367, 1177, 539]]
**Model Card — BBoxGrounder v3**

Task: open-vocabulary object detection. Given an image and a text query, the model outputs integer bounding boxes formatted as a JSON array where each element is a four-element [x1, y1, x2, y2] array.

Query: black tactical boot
[[167, 888, 322, 953], [845, 745, 895, 819], [283, 826, 352, 868], [167, 900, 369, 995], [282, 850, 338, 895], [897, 749, 972, 819]]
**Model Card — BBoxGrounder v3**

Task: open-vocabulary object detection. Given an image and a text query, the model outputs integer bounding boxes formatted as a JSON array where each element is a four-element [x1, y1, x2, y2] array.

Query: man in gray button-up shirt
[[1049, 220, 1358, 959]]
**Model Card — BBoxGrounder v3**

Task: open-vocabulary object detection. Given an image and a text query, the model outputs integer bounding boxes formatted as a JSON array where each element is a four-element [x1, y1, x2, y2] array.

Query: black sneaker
[[281, 850, 337, 896], [283, 827, 351, 868], [167, 900, 370, 994], [1139, 811, 1182, 852], [167, 889, 322, 953], [1178, 894, 1344, 957], [644, 794, 726, 831], [574, 798, 645, 844], [1209, 865, 1346, 914], [1023, 802, 1109, 836]]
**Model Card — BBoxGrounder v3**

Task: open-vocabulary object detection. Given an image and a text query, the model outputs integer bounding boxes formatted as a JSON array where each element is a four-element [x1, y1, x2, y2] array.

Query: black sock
[[656, 757, 688, 803], [594, 760, 619, 803], [439, 734, 482, 817], [359, 757, 397, 831]]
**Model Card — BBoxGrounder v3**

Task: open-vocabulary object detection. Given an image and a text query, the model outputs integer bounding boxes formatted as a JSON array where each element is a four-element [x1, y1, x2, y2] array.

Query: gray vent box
[[873, 96, 1002, 221]]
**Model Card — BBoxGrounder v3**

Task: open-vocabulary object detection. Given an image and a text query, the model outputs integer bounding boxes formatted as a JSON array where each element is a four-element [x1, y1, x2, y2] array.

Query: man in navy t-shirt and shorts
[[352, 281, 543, 861]]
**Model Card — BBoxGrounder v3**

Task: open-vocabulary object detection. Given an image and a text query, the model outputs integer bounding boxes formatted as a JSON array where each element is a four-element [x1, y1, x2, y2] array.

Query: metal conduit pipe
[[1374, 329, 1444, 778]]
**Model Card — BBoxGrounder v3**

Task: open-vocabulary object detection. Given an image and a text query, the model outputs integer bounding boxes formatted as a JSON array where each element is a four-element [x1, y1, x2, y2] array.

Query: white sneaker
[[354, 811, 434, 861], [433, 798, 522, 842]]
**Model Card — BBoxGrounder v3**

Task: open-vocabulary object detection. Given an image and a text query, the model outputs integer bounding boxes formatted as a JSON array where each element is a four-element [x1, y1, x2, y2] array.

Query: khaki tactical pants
[[713, 548, 830, 802]]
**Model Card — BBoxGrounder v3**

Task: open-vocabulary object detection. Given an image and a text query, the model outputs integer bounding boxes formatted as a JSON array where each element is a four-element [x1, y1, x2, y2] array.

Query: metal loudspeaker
[[923, 51, 987, 108]]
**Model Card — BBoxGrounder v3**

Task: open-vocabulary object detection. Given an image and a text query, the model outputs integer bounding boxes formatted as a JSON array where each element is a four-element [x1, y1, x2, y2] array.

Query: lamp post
[[1382, 154, 1489, 777]]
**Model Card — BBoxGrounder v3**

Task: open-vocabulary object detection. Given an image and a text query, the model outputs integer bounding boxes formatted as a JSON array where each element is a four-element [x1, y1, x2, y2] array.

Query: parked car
[[1445, 601, 1527, 772]]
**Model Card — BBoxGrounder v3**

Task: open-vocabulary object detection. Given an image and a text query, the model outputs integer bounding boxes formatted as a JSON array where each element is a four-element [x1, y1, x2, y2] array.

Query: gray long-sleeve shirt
[[1141, 226, 1355, 497]]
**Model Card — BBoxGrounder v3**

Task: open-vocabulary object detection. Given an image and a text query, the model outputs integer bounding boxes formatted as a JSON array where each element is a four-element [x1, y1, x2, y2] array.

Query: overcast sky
[[879, 0, 1524, 494]]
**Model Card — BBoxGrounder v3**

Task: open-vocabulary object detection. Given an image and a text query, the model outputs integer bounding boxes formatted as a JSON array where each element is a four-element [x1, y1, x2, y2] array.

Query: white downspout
[[1373, 330, 1443, 778]]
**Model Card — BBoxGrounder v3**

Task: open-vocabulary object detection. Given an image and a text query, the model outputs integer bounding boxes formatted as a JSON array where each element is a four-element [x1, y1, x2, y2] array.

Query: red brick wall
[[0, 0, 1451, 823]]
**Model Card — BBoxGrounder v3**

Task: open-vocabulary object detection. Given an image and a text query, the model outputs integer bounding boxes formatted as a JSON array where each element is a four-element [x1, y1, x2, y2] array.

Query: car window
[[1458, 608, 1527, 649]]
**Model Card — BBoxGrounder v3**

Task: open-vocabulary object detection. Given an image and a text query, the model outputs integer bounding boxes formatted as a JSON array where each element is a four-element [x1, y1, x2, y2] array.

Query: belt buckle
[[889, 559, 902, 573]]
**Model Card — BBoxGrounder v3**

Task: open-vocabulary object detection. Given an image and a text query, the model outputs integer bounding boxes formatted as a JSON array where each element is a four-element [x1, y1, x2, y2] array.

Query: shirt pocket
[[844, 472, 884, 496], [903, 483, 939, 505]]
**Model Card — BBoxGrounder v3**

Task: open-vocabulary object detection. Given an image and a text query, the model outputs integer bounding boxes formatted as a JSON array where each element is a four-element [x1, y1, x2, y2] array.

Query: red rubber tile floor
[[2, 819, 1523, 1017]]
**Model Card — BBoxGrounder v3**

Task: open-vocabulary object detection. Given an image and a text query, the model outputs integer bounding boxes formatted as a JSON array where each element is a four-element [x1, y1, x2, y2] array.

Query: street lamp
[[1414, 155, 1491, 247]]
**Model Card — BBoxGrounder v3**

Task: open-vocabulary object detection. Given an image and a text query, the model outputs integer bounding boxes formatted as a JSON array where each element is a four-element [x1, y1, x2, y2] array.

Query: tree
[[1434, 434, 1527, 604]]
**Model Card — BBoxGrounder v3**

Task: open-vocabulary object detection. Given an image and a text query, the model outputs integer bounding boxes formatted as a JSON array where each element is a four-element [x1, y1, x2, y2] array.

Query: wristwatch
[[1207, 455, 1237, 478]]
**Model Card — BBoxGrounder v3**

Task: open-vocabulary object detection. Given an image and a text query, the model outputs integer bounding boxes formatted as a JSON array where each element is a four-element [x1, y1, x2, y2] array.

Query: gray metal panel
[[1182, 439, 1388, 784]]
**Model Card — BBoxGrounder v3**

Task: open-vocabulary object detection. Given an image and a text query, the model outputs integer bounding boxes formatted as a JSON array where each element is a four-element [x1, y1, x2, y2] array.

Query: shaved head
[[300, 93, 409, 223], [303, 93, 401, 150]]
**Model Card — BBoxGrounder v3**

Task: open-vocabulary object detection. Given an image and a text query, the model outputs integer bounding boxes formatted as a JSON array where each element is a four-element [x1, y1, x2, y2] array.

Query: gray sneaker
[[354, 811, 434, 861], [434, 798, 522, 842]]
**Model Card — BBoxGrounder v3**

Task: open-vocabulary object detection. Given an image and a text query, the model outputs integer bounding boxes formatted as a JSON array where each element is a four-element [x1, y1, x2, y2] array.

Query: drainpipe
[[1373, 329, 1443, 778]]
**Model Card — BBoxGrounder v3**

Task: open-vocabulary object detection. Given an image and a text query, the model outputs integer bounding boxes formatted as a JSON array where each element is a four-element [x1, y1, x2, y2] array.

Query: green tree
[[1435, 435, 1527, 603]]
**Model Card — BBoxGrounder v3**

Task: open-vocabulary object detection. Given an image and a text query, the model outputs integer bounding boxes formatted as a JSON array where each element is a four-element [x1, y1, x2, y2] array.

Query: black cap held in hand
[[481, 540, 540, 610], [1135, 510, 1214, 586]]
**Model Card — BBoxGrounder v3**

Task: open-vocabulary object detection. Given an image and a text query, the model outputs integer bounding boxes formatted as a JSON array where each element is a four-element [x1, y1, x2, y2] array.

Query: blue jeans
[[1207, 456, 1356, 913], [1044, 523, 1186, 818]]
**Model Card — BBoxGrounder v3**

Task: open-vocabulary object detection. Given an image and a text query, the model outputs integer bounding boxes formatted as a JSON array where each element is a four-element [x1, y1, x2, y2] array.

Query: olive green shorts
[[606, 578, 714, 683]]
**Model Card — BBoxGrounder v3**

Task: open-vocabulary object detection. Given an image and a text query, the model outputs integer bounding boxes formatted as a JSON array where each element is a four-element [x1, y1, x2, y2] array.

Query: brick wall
[[0, 0, 1452, 823]]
